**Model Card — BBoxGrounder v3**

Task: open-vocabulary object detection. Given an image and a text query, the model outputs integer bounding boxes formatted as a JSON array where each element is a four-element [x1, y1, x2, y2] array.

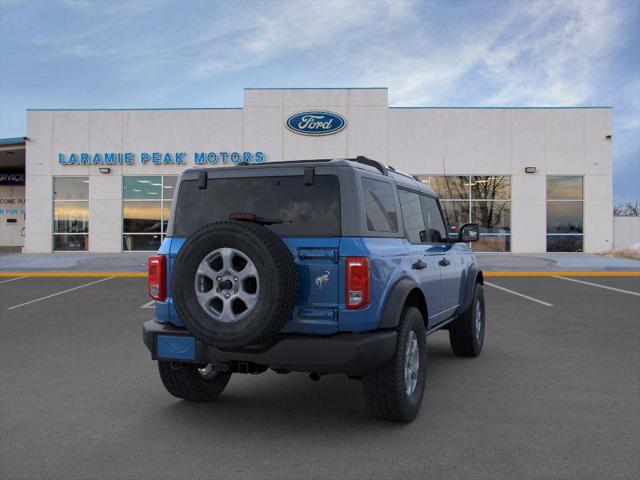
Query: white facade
[[613, 216, 640, 250], [24, 88, 613, 253]]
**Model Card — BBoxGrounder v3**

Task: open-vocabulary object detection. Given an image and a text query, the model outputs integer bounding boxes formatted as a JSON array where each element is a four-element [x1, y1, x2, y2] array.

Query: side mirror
[[458, 223, 480, 242]]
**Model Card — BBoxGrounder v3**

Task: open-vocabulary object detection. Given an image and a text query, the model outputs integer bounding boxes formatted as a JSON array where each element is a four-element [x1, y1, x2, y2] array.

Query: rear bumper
[[143, 320, 397, 375]]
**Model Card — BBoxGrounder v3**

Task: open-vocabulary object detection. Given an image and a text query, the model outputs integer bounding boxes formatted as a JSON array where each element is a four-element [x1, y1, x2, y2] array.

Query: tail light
[[148, 255, 166, 301], [346, 257, 370, 309]]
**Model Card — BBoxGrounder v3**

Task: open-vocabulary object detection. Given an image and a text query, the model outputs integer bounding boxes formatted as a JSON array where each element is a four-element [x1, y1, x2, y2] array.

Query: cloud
[[356, 0, 624, 107], [187, 1, 413, 80]]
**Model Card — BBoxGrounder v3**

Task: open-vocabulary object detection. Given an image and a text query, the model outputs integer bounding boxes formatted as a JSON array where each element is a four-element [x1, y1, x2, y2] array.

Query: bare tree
[[613, 201, 639, 216]]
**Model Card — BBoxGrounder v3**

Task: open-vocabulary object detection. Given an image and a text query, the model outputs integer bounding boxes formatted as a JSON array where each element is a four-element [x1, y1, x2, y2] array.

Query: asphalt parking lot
[[1, 275, 639, 479]]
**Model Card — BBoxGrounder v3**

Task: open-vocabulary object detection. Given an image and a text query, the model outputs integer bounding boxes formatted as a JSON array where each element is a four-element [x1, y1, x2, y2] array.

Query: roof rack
[[350, 156, 387, 175], [387, 165, 422, 183], [197, 156, 389, 175]]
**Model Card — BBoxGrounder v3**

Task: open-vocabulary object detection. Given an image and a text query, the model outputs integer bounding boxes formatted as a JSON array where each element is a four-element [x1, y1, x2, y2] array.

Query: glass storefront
[[417, 175, 511, 251], [122, 175, 177, 251], [546, 176, 583, 251], [53, 177, 89, 251]]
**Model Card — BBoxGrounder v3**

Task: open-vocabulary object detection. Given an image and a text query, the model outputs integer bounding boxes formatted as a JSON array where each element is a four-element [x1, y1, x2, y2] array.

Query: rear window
[[173, 175, 341, 237]]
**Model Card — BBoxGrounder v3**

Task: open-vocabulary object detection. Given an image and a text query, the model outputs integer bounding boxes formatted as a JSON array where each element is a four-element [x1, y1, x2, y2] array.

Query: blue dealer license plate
[[156, 335, 196, 361]]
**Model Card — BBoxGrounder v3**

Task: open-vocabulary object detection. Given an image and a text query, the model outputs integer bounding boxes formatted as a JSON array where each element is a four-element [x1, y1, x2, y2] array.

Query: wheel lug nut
[[216, 277, 221, 281], [225, 293, 230, 299]]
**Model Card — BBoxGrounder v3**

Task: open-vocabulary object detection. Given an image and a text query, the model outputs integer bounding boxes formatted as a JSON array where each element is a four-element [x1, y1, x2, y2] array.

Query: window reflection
[[362, 178, 398, 233], [547, 176, 583, 200], [398, 190, 426, 243], [162, 175, 178, 201], [547, 235, 583, 252], [123, 234, 162, 251], [440, 201, 470, 227], [420, 196, 447, 243], [54, 177, 89, 200], [547, 201, 583, 233], [474, 235, 510, 252], [53, 176, 88, 251], [122, 175, 177, 250], [546, 176, 583, 252], [472, 201, 510, 234], [123, 201, 161, 233], [471, 176, 511, 200], [123, 176, 162, 200], [54, 234, 87, 251], [54, 202, 89, 233], [162, 201, 172, 232], [424, 176, 469, 199]]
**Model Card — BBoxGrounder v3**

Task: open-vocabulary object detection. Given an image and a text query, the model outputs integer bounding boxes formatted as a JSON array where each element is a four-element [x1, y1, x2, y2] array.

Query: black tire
[[449, 283, 485, 357], [172, 221, 299, 349], [158, 361, 231, 401], [362, 307, 427, 423]]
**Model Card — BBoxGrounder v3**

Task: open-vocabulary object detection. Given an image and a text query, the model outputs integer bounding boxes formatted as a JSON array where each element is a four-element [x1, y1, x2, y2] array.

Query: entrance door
[[0, 185, 25, 247]]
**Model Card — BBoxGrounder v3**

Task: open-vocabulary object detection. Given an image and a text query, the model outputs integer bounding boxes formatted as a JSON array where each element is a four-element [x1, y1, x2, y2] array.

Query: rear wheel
[[158, 361, 231, 401], [449, 283, 485, 356], [362, 306, 427, 423]]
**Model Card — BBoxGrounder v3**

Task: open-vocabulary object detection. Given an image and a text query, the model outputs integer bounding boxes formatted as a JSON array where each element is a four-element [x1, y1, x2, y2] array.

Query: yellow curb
[[0, 272, 146, 277], [0, 271, 638, 278], [484, 271, 640, 277]]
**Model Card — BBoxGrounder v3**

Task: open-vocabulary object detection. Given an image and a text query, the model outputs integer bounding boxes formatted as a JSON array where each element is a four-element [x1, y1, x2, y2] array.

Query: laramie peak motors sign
[[57, 151, 266, 166], [286, 111, 346, 136]]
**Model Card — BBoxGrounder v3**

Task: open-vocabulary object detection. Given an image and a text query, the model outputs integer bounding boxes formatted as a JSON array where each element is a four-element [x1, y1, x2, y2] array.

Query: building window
[[53, 177, 89, 251], [417, 175, 511, 252], [546, 176, 583, 252], [122, 175, 177, 251]]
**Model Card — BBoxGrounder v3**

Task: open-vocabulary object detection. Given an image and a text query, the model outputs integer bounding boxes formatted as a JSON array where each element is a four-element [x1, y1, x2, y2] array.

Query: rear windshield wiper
[[229, 212, 289, 226]]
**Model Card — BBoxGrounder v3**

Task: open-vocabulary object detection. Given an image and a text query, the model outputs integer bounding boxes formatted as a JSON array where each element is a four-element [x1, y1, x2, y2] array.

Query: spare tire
[[172, 221, 299, 349]]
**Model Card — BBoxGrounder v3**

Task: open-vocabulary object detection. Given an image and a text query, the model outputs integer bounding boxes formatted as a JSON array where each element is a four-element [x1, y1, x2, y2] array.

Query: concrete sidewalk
[[476, 252, 640, 272], [1, 249, 639, 273], [0, 251, 149, 272]]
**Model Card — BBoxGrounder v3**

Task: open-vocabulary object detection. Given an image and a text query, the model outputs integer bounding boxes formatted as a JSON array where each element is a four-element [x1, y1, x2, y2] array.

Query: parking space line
[[0, 276, 26, 285], [484, 281, 554, 307], [141, 300, 155, 308], [553, 276, 640, 297], [6, 277, 115, 310]]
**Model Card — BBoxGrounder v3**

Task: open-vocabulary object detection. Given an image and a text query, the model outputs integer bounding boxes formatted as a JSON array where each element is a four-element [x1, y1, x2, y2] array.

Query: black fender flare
[[378, 277, 425, 329], [457, 265, 484, 315]]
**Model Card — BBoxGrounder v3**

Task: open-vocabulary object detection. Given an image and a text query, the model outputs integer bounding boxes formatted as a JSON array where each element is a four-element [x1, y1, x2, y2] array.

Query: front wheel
[[362, 306, 427, 423], [158, 361, 231, 401], [449, 283, 485, 357]]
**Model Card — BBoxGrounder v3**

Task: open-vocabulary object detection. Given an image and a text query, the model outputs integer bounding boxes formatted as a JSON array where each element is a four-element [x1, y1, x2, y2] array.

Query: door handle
[[439, 257, 451, 267], [412, 259, 427, 270]]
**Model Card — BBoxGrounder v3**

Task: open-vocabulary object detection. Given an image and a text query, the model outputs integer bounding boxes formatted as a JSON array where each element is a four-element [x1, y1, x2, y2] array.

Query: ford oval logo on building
[[286, 111, 346, 136]]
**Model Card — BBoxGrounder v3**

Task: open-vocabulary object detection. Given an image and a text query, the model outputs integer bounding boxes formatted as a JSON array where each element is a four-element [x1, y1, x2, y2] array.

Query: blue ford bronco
[[143, 156, 485, 422]]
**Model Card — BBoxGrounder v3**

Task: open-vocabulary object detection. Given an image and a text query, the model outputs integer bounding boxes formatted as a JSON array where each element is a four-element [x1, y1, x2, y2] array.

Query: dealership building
[[0, 88, 615, 253]]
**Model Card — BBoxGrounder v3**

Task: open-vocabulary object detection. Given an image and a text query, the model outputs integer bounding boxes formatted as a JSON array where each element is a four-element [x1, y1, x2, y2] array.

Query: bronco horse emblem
[[314, 271, 330, 289]]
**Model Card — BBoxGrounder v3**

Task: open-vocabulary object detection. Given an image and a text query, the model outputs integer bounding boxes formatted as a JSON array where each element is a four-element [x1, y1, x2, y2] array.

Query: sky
[[0, 0, 638, 202]]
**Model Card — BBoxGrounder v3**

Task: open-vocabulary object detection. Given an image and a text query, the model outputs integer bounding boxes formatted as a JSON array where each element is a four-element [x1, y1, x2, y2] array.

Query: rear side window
[[420, 196, 447, 243], [362, 178, 398, 233], [173, 175, 341, 237], [398, 189, 426, 243]]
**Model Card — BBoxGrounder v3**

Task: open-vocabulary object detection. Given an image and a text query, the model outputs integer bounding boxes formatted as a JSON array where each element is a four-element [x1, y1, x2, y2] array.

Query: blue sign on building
[[57, 151, 265, 166], [286, 111, 346, 136]]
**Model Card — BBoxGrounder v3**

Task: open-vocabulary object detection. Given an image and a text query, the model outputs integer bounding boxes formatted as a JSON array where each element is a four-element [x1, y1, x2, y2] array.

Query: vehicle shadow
[[153, 333, 465, 432]]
